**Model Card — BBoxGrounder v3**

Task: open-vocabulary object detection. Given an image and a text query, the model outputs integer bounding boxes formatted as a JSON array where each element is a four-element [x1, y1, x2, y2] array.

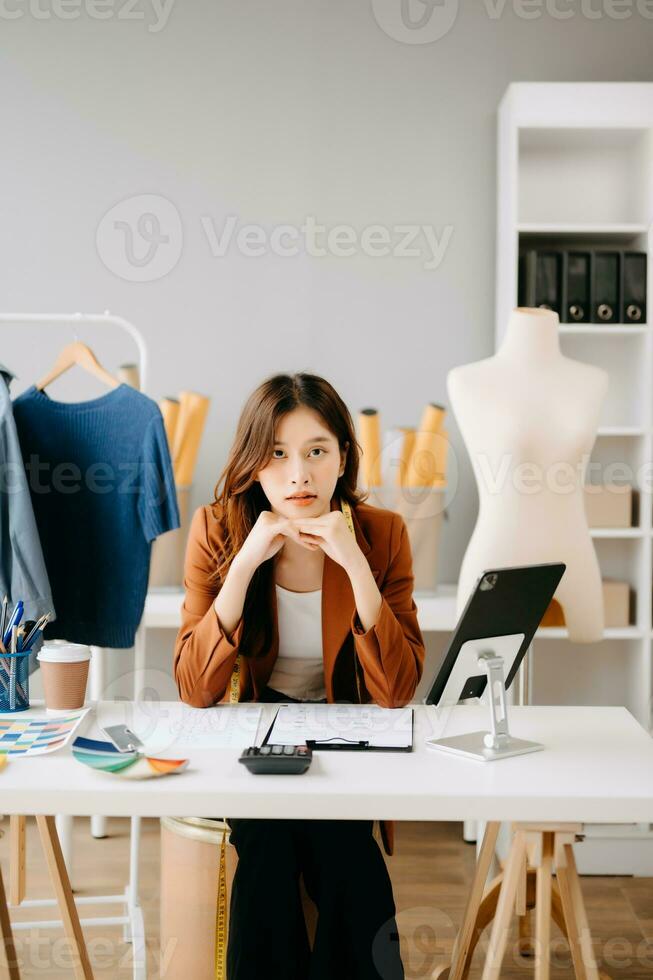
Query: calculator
[[239, 744, 312, 774]]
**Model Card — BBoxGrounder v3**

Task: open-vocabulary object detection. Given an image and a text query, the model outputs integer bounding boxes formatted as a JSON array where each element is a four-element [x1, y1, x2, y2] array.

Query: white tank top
[[267, 584, 326, 701]]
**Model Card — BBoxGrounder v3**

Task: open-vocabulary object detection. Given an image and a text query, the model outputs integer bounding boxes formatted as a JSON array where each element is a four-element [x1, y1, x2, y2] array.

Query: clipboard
[[261, 705, 414, 752]]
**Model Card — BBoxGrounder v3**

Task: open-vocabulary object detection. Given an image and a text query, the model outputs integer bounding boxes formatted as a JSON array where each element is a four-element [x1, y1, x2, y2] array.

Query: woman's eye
[[271, 448, 325, 459]]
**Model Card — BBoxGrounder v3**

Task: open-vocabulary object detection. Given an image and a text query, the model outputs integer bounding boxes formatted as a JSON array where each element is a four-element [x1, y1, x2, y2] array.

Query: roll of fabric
[[160, 397, 180, 452], [405, 403, 446, 487], [173, 391, 210, 486], [358, 408, 382, 488]]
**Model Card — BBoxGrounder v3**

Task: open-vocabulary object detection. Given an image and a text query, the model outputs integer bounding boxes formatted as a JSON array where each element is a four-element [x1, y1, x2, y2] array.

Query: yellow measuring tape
[[214, 498, 358, 978], [214, 828, 228, 979]]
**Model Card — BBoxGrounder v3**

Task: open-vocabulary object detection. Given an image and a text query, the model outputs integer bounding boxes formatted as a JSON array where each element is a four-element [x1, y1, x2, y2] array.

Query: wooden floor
[[1, 817, 652, 978]]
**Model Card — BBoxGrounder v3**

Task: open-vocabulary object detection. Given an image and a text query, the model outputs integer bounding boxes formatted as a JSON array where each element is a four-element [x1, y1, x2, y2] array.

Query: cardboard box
[[583, 484, 633, 528], [541, 579, 632, 629], [602, 579, 632, 628]]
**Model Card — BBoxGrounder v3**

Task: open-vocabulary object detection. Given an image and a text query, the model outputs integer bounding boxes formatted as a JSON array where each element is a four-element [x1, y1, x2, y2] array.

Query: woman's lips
[[287, 495, 317, 506]]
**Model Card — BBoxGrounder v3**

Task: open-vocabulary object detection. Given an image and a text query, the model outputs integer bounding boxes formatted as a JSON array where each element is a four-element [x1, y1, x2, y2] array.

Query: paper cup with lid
[[37, 641, 91, 711]]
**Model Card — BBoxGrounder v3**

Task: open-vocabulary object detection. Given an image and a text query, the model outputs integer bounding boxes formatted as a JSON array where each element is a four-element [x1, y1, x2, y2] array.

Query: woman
[[173, 372, 426, 980]]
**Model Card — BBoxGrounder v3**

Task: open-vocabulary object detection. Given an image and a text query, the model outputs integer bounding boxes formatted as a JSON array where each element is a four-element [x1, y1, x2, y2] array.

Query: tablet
[[423, 562, 566, 707]]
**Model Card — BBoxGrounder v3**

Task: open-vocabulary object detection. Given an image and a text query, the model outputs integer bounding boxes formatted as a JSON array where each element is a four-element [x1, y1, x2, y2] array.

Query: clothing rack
[[0, 311, 150, 980]]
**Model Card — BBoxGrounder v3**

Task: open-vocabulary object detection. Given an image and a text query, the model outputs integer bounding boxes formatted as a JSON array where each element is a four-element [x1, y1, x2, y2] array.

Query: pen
[[2, 601, 23, 649], [0, 596, 7, 642], [23, 613, 50, 650], [20, 621, 35, 649]]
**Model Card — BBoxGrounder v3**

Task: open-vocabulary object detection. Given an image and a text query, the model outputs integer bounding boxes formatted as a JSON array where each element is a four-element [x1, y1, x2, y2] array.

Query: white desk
[[2, 702, 652, 980], [2, 702, 652, 823]]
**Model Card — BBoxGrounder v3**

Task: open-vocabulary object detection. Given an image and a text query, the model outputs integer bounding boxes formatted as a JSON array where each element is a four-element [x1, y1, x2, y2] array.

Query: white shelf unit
[[496, 83, 653, 874]]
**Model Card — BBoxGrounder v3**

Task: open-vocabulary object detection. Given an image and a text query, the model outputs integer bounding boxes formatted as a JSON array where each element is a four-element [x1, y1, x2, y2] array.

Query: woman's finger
[[277, 520, 303, 540], [277, 521, 315, 548]]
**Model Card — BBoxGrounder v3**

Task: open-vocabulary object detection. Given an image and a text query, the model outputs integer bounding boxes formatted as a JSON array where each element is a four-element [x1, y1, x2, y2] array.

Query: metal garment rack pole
[[0, 312, 149, 980]]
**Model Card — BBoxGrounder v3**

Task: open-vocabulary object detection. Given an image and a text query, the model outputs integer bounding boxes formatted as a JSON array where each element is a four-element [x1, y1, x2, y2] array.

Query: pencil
[[0, 596, 7, 644], [0, 637, 8, 698]]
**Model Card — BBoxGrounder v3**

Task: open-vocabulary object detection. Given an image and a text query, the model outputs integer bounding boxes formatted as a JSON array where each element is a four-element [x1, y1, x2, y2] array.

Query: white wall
[[2, 1, 653, 696]]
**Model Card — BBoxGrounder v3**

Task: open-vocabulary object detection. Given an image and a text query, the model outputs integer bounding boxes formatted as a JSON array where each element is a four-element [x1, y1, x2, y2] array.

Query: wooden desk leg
[[35, 816, 94, 980], [518, 910, 533, 958], [0, 863, 20, 980], [434, 823, 610, 980], [9, 817, 25, 908], [515, 846, 533, 958], [556, 838, 600, 980], [431, 822, 500, 980], [480, 830, 527, 980], [515, 848, 527, 918], [534, 832, 553, 980]]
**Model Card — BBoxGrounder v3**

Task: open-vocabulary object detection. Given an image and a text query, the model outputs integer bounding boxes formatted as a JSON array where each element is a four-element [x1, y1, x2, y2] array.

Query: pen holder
[[0, 649, 31, 712]]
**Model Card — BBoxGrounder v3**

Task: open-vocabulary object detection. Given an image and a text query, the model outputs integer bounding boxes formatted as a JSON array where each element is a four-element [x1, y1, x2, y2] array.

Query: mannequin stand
[[432, 822, 610, 980]]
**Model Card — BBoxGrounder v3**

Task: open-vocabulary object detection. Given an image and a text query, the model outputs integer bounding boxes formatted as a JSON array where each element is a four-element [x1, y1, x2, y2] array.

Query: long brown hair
[[210, 373, 368, 658]]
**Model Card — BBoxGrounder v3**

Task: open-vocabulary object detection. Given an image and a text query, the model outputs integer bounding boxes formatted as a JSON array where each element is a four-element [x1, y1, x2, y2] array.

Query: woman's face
[[256, 406, 348, 518]]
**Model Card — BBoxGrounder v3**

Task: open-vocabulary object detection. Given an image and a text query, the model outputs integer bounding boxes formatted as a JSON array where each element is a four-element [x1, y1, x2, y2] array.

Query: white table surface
[[1, 702, 652, 824]]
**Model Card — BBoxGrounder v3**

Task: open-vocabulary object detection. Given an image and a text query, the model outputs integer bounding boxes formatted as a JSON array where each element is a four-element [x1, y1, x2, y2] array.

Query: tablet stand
[[428, 649, 544, 762]]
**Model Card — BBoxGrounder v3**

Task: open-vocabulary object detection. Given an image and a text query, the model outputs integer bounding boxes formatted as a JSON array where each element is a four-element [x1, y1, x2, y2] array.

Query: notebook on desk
[[263, 703, 414, 752]]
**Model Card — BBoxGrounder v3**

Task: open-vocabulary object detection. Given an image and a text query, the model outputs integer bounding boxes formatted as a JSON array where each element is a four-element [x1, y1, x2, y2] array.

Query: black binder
[[518, 249, 563, 315], [622, 251, 647, 324], [563, 250, 591, 323], [592, 250, 620, 324]]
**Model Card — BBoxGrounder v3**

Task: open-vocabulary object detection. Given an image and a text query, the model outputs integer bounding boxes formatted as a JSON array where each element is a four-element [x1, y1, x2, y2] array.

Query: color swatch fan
[[72, 735, 189, 779]]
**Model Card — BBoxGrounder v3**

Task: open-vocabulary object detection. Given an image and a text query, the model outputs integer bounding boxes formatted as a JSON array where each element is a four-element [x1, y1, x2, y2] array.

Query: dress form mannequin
[[448, 307, 609, 642]]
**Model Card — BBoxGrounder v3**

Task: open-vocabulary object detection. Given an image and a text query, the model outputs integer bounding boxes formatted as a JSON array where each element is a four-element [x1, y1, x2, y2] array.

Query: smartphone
[[102, 724, 144, 753]]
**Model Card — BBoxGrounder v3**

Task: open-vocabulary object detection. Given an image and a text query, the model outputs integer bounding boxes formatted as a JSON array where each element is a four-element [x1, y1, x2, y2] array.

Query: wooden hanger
[[36, 340, 120, 391]]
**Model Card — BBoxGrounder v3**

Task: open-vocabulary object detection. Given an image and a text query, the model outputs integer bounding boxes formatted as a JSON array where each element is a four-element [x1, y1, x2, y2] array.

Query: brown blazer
[[173, 495, 426, 857]]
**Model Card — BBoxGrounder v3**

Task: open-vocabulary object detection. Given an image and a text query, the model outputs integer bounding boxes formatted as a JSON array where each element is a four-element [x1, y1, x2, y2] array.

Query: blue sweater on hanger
[[12, 382, 180, 648]]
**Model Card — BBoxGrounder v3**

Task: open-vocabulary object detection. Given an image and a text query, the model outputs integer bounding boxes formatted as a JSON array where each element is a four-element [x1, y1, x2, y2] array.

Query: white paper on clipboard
[[266, 703, 413, 749]]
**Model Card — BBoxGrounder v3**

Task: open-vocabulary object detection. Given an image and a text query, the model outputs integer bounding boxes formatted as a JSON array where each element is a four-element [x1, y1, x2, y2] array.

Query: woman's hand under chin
[[291, 510, 365, 575]]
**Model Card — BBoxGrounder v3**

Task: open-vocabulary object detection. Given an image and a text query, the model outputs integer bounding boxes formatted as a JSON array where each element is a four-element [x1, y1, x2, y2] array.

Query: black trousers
[[225, 686, 404, 980]]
